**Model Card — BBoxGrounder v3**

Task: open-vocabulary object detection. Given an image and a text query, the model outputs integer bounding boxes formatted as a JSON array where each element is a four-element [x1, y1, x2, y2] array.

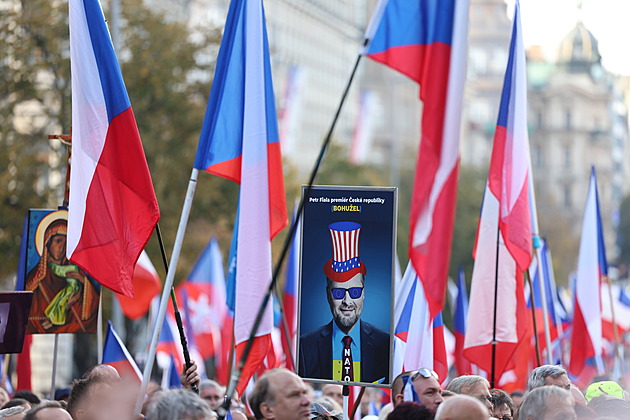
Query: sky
[[505, 0, 630, 75]]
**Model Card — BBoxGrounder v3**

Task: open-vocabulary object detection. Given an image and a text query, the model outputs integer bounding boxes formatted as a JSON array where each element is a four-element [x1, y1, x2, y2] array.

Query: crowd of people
[[0, 363, 627, 420]]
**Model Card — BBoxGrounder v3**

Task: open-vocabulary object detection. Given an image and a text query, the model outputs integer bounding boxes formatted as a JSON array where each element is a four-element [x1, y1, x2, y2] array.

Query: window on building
[[565, 109, 572, 130], [563, 185, 572, 209], [563, 146, 571, 168], [537, 110, 544, 128]]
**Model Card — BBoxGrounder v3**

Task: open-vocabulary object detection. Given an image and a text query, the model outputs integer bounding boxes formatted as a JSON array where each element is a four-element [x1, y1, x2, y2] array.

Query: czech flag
[[281, 205, 301, 371], [193, 0, 287, 394], [570, 168, 606, 376], [177, 238, 230, 361], [394, 262, 444, 382], [115, 251, 162, 320], [453, 268, 472, 376], [102, 321, 142, 382], [363, 0, 469, 320], [68, 0, 160, 297], [464, 1, 532, 383]]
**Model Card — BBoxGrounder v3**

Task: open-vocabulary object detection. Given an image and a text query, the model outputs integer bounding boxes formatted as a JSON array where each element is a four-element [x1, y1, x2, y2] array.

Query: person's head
[[12, 393, 39, 407], [145, 389, 216, 420], [587, 394, 630, 418], [23, 401, 71, 420], [248, 369, 311, 420], [527, 365, 571, 392], [391, 371, 415, 407], [320, 385, 343, 408], [326, 274, 365, 334], [0, 405, 28, 420], [199, 379, 225, 411], [440, 390, 455, 400], [584, 380, 625, 403], [386, 402, 432, 420], [81, 364, 120, 382], [42, 220, 67, 264], [67, 375, 117, 420], [509, 391, 523, 409], [392, 370, 443, 412], [445, 376, 492, 412], [489, 389, 514, 420], [411, 369, 443, 413], [309, 402, 332, 420], [2, 401, 31, 411], [518, 386, 576, 420], [434, 394, 488, 420]]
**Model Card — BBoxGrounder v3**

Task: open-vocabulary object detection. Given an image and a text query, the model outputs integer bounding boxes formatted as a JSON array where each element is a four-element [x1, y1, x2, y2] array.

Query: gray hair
[[518, 386, 573, 419], [0, 405, 28, 419], [146, 389, 216, 420], [445, 375, 489, 395], [200, 379, 225, 393], [526, 364, 567, 391]]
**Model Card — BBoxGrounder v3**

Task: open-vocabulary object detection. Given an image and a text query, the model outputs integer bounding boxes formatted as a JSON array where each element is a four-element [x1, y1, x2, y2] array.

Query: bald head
[[435, 395, 488, 420], [83, 364, 121, 383]]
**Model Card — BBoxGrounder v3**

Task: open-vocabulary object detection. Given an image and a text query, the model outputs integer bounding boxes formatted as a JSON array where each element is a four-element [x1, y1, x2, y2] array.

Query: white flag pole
[[134, 168, 199, 414]]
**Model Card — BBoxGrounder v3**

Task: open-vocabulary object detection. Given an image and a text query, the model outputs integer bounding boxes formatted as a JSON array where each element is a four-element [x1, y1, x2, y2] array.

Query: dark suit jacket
[[298, 320, 390, 384]]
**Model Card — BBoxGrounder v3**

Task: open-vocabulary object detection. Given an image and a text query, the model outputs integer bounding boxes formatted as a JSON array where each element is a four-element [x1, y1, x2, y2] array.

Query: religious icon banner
[[296, 186, 396, 387], [22, 209, 100, 334]]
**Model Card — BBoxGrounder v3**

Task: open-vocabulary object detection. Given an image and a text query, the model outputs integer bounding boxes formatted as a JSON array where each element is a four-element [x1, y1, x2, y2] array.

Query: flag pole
[[97, 293, 103, 363], [490, 226, 501, 389], [50, 335, 59, 399], [604, 275, 623, 379], [220, 52, 364, 414], [155, 224, 199, 393], [350, 387, 366, 419], [525, 270, 542, 366], [528, 170, 554, 364], [134, 168, 199, 414]]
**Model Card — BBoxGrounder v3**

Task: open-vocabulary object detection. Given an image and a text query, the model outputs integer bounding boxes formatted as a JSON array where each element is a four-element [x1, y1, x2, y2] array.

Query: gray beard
[[335, 312, 359, 329]]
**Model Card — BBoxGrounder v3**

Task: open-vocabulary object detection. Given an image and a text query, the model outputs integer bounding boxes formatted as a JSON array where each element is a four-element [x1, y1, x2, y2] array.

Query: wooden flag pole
[[134, 168, 199, 414], [350, 387, 366, 419]]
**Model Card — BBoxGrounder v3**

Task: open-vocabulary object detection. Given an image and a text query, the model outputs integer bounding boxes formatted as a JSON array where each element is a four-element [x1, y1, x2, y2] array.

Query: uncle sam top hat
[[323, 221, 367, 283]]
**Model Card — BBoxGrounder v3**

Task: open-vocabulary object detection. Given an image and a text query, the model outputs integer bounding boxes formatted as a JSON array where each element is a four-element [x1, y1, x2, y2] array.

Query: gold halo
[[34, 210, 68, 256]]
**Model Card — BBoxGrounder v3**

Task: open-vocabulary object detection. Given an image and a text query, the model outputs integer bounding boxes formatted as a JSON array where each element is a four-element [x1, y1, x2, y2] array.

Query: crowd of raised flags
[[9, 0, 630, 417]]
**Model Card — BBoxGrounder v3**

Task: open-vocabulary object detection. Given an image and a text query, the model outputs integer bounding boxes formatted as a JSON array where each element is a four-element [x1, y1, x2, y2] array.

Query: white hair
[[526, 365, 567, 391], [519, 386, 573, 419]]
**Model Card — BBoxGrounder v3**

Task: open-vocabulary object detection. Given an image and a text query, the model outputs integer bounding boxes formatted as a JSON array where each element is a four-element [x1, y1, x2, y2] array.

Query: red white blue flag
[[453, 268, 472, 376], [281, 206, 300, 371], [570, 168, 606, 376], [393, 262, 447, 383], [363, 0, 469, 320], [68, 0, 160, 297], [194, 0, 287, 394], [102, 321, 142, 382], [464, 1, 532, 380]]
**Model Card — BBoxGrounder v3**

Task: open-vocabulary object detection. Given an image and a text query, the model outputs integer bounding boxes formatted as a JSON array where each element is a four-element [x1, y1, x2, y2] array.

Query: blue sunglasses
[[330, 287, 363, 300]]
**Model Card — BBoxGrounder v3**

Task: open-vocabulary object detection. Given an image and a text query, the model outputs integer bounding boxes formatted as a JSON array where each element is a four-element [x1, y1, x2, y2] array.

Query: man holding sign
[[298, 222, 389, 384]]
